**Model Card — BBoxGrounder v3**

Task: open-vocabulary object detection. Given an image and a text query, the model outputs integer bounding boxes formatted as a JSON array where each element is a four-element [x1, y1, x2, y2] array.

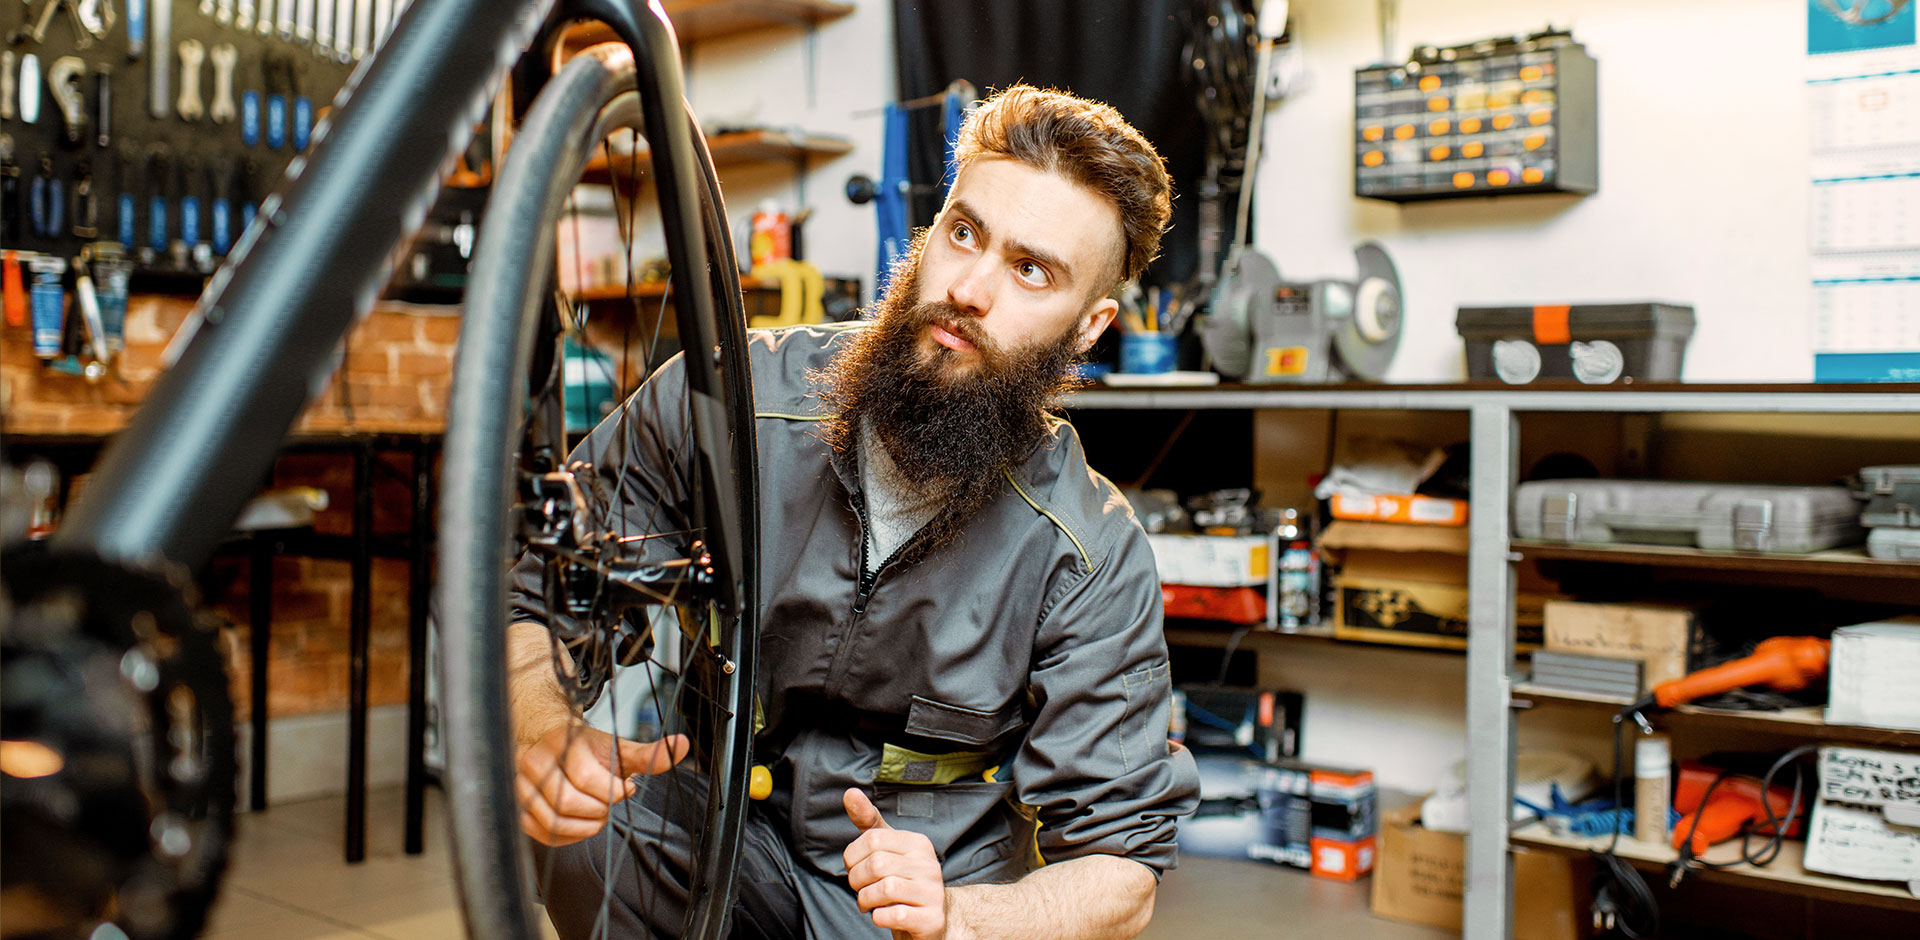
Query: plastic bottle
[[1634, 733, 1670, 843]]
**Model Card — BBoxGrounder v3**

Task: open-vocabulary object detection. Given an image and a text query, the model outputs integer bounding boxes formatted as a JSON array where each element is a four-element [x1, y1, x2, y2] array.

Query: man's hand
[[843, 788, 955, 940], [514, 725, 687, 847]]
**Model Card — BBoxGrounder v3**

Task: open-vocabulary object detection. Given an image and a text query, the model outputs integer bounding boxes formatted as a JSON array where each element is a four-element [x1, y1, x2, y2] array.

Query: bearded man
[[508, 84, 1201, 940]]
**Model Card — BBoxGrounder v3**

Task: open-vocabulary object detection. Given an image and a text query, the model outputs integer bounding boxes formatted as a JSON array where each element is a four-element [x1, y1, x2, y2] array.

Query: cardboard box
[[1147, 534, 1270, 587], [1370, 806, 1592, 939], [1331, 491, 1470, 527], [1320, 522, 1551, 650], [1543, 600, 1702, 687]]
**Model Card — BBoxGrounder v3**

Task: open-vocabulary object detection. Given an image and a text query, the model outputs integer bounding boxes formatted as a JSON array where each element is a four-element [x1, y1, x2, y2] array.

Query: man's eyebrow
[[948, 198, 1077, 287]]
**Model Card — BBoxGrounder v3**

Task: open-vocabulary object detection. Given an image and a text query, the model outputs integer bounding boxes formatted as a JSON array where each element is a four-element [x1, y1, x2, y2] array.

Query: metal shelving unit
[[1064, 381, 1920, 938]]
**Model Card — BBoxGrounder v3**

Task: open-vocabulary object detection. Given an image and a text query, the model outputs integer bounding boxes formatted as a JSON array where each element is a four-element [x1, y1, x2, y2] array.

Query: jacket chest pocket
[[905, 695, 1023, 748]]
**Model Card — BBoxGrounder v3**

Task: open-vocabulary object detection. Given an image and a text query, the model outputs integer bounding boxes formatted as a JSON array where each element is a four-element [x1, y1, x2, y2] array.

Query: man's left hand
[[842, 787, 955, 940]]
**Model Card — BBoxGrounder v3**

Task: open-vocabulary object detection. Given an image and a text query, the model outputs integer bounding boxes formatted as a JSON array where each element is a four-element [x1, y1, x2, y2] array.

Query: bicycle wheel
[[436, 43, 758, 940]]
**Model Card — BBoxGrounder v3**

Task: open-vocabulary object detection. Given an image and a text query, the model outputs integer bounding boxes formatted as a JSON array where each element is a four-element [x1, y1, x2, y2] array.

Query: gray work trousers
[[530, 762, 884, 940]]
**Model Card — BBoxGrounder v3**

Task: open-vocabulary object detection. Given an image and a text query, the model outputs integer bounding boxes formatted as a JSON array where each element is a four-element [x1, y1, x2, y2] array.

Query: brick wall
[[3, 295, 458, 720]]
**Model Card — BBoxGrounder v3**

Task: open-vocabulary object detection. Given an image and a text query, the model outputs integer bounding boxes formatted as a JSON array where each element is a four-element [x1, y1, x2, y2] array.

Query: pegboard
[[2, 0, 390, 276]]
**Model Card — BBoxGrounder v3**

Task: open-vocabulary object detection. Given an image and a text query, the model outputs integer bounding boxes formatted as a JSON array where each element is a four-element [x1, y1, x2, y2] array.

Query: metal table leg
[[404, 437, 432, 855], [347, 442, 371, 863], [250, 534, 273, 812]]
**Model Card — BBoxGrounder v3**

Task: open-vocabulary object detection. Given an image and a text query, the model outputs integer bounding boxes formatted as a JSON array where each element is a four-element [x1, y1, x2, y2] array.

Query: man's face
[[907, 156, 1122, 377]]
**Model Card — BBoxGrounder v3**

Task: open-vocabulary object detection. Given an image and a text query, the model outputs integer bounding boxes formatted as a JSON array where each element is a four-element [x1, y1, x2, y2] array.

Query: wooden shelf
[[1167, 624, 1339, 646], [579, 129, 854, 182], [1513, 827, 1920, 912], [1511, 682, 1920, 748], [559, 0, 854, 51], [1513, 539, 1920, 579], [567, 276, 777, 303]]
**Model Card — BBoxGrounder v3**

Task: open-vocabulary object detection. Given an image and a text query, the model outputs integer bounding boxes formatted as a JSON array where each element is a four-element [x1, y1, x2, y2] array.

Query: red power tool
[[1671, 761, 1807, 856]]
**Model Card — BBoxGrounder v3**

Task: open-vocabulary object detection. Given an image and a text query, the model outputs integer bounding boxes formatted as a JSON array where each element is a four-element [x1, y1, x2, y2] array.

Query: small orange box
[[1329, 492, 1469, 527], [1310, 835, 1377, 882]]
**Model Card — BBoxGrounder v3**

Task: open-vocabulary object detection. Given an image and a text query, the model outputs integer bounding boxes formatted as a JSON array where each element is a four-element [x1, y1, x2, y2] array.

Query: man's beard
[[817, 256, 1088, 565]]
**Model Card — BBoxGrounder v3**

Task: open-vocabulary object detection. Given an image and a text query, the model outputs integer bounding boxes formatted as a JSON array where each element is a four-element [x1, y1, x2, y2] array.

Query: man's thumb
[[843, 787, 892, 832], [616, 733, 689, 776]]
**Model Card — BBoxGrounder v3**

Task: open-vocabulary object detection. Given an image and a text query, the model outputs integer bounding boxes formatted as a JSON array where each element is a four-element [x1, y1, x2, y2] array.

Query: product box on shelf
[[1320, 521, 1553, 650], [1371, 805, 1593, 939], [1147, 533, 1271, 587], [1177, 755, 1376, 881], [1542, 600, 1704, 688], [1329, 491, 1469, 527]]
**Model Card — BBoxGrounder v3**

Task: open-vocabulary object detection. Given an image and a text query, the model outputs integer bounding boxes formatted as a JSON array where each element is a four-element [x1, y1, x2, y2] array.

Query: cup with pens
[[1118, 284, 1182, 374]]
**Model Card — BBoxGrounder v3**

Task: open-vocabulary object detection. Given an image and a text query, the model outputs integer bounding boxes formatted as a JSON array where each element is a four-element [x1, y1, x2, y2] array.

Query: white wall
[[657, 3, 897, 288], [1257, 0, 1813, 381]]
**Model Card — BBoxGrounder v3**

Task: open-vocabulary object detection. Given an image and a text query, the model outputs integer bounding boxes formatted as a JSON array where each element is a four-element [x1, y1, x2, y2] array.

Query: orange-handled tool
[[1652, 636, 1830, 709], [3, 251, 26, 327]]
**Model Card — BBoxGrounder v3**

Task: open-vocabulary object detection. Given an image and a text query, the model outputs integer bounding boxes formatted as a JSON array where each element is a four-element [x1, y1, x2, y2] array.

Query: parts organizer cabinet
[[1064, 382, 1920, 938]]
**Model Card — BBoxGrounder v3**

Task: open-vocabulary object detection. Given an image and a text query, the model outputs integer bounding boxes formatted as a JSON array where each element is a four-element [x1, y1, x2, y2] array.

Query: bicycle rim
[[437, 50, 758, 940]]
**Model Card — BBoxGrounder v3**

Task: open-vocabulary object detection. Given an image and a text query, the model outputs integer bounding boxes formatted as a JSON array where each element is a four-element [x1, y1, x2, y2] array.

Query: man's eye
[[1015, 261, 1048, 286], [952, 222, 974, 245]]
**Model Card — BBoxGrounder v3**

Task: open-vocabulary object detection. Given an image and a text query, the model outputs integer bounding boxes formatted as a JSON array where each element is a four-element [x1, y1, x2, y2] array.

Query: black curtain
[[892, 0, 1218, 288]]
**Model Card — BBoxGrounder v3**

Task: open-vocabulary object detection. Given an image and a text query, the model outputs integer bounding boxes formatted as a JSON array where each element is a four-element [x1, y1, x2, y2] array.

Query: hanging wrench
[[351, 0, 369, 60], [148, 0, 169, 116], [235, 0, 252, 30], [275, 0, 293, 40], [330, 0, 352, 62], [14, 0, 93, 49], [47, 56, 87, 146], [314, 0, 332, 56], [209, 42, 235, 123], [295, 0, 313, 44], [176, 39, 204, 121], [1, 51, 14, 122], [76, 0, 114, 40], [256, 0, 273, 35], [215, 0, 233, 28], [126, 0, 144, 59]]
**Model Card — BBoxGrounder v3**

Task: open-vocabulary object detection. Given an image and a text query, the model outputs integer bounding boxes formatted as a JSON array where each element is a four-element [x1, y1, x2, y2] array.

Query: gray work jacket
[[512, 322, 1198, 885]]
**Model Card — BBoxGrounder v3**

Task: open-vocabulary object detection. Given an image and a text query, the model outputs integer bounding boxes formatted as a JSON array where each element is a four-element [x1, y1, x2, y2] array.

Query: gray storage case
[[1514, 479, 1865, 554], [1867, 527, 1920, 562], [1853, 465, 1920, 528]]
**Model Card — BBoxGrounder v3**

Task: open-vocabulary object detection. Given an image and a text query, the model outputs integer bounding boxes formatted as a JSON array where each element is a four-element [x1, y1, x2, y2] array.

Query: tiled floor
[[207, 787, 1454, 938]]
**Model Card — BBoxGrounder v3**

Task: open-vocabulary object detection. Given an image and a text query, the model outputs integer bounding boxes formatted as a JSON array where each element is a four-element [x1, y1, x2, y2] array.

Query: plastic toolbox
[[1457, 303, 1694, 384], [1868, 528, 1920, 562], [1854, 466, 1920, 528], [1514, 479, 1864, 554]]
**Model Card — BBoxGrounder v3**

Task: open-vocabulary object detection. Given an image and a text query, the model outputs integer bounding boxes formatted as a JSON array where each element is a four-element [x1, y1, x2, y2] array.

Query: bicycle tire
[[437, 49, 758, 940]]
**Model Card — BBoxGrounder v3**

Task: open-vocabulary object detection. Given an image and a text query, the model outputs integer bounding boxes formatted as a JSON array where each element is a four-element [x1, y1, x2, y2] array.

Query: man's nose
[[945, 257, 994, 318]]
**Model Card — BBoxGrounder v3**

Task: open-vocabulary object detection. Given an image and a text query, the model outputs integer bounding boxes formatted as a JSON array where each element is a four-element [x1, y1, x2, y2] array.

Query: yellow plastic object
[[749, 765, 773, 801], [747, 259, 825, 329]]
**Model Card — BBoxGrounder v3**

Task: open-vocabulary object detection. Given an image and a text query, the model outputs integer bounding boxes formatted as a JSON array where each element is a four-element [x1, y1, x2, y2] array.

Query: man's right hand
[[515, 725, 688, 846]]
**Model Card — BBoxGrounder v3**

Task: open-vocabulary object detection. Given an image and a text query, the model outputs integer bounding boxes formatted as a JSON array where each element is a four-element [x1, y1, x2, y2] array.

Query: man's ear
[[1076, 297, 1118, 354]]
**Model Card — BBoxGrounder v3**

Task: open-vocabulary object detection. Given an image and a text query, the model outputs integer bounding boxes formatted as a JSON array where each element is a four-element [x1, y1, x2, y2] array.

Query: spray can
[[1635, 733, 1670, 843], [1276, 509, 1317, 631]]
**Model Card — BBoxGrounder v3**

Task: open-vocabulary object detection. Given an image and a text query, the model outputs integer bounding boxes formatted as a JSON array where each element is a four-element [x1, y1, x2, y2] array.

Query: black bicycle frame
[[52, 0, 729, 582]]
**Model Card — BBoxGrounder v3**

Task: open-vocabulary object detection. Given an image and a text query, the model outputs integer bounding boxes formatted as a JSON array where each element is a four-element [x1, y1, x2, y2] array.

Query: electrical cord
[[1590, 706, 1659, 938], [1668, 744, 1818, 884]]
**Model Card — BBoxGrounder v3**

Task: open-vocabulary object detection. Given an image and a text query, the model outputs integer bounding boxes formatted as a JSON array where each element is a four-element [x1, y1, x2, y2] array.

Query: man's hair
[[951, 84, 1171, 290]]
